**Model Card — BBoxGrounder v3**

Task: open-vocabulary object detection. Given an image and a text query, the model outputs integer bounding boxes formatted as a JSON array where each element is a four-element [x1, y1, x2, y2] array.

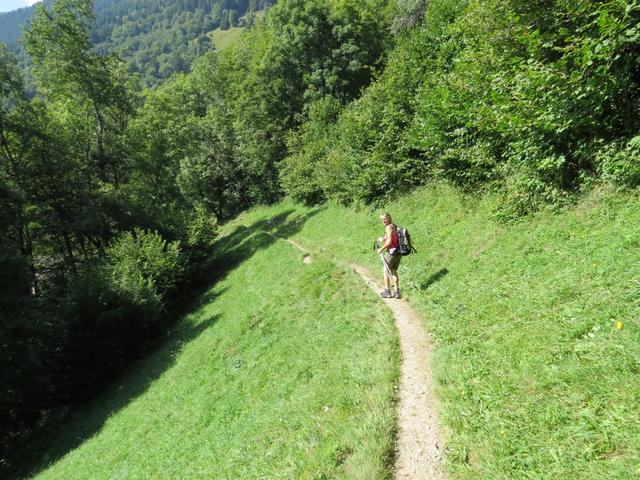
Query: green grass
[[262, 186, 640, 479], [208, 26, 243, 51], [208, 10, 267, 51], [246, 184, 640, 479], [32, 212, 398, 479], [29, 182, 640, 479]]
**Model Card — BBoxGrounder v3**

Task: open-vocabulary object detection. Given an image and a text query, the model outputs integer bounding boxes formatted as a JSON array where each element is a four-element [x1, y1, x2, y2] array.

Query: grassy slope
[[208, 10, 267, 51], [209, 26, 244, 51], [33, 212, 398, 479], [244, 184, 640, 479], [30, 183, 640, 479]]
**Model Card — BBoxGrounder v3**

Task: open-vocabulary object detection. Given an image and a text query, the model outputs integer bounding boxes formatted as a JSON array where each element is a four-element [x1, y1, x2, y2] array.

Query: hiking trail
[[268, 231, 445, 479]]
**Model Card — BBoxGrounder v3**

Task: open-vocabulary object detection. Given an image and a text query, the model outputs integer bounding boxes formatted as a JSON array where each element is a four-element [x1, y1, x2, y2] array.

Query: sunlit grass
[[31, 183, 640, 479], [208, 9, 267, 51], [244, 184, 640, 479], [33, 220, 398, 479]]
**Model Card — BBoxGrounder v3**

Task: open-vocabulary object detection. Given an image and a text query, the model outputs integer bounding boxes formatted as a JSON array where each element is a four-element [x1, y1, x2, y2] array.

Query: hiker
[[377, 212, 401, 299]]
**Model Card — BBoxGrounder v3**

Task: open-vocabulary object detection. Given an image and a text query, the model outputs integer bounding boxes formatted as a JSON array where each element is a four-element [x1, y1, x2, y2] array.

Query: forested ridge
[[0, 0, 274, 87], [2, 0, 640, 477]]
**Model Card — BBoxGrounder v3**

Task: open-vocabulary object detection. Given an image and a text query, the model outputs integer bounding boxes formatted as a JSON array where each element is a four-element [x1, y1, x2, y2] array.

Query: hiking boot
[[394, 289, 401, 299], [380, 289, 392, 298]]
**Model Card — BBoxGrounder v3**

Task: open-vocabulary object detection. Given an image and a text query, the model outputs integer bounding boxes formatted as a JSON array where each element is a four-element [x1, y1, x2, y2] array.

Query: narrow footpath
[[269, 232, 445, 479]]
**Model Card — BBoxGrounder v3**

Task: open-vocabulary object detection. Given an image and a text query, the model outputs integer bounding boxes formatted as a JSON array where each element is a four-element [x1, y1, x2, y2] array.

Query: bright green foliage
[[279, 96, 342, 204], [167, 0, 393, 215], [106, 229, 185, 299], [24, 0, 134, 185], [210, 28, 283, 207], [285, 0, 463, 204], [597, 136, 640, 188], [282, 0, 640, 212], [184, 205, 219, 266], [264, 0, 390, 119]]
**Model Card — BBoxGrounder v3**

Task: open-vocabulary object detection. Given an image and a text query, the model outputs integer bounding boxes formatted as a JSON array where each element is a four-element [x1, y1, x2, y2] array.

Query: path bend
[[270, 232, 445, 479]]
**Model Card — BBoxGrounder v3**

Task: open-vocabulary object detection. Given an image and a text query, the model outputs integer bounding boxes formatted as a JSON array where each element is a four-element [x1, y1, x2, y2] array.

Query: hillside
[[237, 185, 640, 478], [22, 212, 398, 479], [0, 0, 275, 86], [0, 3, 43, 46], [22, 184, 640, 478], [299, 185, 640, 478], [208, 9, 266, 51], [3, 0, 640, 477]]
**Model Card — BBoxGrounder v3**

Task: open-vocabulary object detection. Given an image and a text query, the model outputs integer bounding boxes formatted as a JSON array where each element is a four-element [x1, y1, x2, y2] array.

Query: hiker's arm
[[377, 225, 394, 254]]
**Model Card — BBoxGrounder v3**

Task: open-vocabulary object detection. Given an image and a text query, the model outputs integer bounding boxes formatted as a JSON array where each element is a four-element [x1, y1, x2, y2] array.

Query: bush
[[598, 137, 640, 189], [184, 206, 218, 266], [62, 229, 185, 389], [106, 228, 185, 299]]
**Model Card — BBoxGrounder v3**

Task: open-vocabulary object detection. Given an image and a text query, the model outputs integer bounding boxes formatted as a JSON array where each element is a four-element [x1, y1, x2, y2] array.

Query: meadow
[[31, 183, 640, 479], [31, 211, 398, 480], [241, 184, 640, 479]]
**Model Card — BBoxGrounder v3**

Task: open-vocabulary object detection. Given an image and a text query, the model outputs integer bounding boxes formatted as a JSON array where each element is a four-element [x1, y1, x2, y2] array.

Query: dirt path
[[352, 264, 444, 479], [270, 232, 444, 479]]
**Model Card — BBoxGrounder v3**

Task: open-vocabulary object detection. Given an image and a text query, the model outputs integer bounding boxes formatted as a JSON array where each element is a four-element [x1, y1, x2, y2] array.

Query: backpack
[[395, 226, 416, 256]]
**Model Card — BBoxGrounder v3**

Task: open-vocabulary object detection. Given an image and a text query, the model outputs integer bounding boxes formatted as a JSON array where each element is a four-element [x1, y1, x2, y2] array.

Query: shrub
[[598, 137, 640, 189], [62, 229, 185, 388], [106, 228, 185, 299], [184, 205, 218, 267]]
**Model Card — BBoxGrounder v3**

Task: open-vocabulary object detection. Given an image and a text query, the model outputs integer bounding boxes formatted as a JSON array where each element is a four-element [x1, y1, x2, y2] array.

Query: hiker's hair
[[380, 212, 392, 223]]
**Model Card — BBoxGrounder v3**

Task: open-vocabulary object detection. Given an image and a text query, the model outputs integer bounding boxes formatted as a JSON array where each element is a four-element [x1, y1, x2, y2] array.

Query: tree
[[24, 0, 133, 184]]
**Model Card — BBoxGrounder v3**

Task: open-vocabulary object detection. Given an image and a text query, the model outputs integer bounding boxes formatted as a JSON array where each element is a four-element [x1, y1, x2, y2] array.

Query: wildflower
[[616, 321, 624, 330]]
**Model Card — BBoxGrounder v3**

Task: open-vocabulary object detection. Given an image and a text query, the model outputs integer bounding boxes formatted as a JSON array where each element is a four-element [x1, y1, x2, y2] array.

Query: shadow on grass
[[13, 207, 323, 479], [420, 268, 449, 290], [204, 207, 325, 283], [17, 308, 222, 480]]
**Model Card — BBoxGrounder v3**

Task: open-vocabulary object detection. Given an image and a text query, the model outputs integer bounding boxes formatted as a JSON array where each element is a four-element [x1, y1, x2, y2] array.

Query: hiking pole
[[373, 240, 393, 278]]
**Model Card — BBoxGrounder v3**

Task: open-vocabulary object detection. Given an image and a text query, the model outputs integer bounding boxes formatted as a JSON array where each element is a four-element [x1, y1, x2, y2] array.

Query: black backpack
[[395, 225, 416, 256]]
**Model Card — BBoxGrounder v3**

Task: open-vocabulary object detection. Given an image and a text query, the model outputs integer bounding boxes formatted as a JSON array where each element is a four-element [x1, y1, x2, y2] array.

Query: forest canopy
[[0, 0, 275, 87]]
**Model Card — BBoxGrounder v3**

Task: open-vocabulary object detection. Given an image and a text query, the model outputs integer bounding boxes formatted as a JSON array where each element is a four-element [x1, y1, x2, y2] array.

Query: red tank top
[[384, 224, 399, 252]]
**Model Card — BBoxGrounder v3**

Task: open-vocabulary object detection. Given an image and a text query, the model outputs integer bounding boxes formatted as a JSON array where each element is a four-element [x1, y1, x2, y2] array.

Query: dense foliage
[[0, 0, 390, 475], [0, 1, 209, 473], [0, 0, 274, 87], [280, 0, 640, 216]]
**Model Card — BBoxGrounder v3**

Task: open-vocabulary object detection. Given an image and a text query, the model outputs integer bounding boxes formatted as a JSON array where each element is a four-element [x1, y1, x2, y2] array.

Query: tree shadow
[[11, 302, 224, 480], [203, 206, 324, 283], [10, 206, 324, 479], [420, 268, 449, 290]]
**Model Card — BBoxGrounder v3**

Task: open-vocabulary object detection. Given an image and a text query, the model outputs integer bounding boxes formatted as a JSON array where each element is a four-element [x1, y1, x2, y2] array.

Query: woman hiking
[[377, 212, 401, 299]]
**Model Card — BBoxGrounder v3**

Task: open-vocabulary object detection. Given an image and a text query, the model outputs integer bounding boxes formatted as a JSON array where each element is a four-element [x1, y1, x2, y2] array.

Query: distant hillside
[[0, 0, 275, 87], [208, 8, 265, 51], [0, 1, 53, 47]]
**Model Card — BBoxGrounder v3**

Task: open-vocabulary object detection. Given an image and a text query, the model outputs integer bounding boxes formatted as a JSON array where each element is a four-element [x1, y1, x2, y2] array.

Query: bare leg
[[384, 267, 391, 290], [391, 272, 399, 291]]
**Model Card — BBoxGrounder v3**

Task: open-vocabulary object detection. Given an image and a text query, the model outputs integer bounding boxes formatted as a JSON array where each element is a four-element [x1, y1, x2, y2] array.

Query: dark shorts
[[384, 252, 401, 271]]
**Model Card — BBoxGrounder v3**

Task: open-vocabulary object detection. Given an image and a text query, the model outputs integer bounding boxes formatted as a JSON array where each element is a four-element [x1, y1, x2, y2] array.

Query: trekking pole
[[374, 240, 393, 278]]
